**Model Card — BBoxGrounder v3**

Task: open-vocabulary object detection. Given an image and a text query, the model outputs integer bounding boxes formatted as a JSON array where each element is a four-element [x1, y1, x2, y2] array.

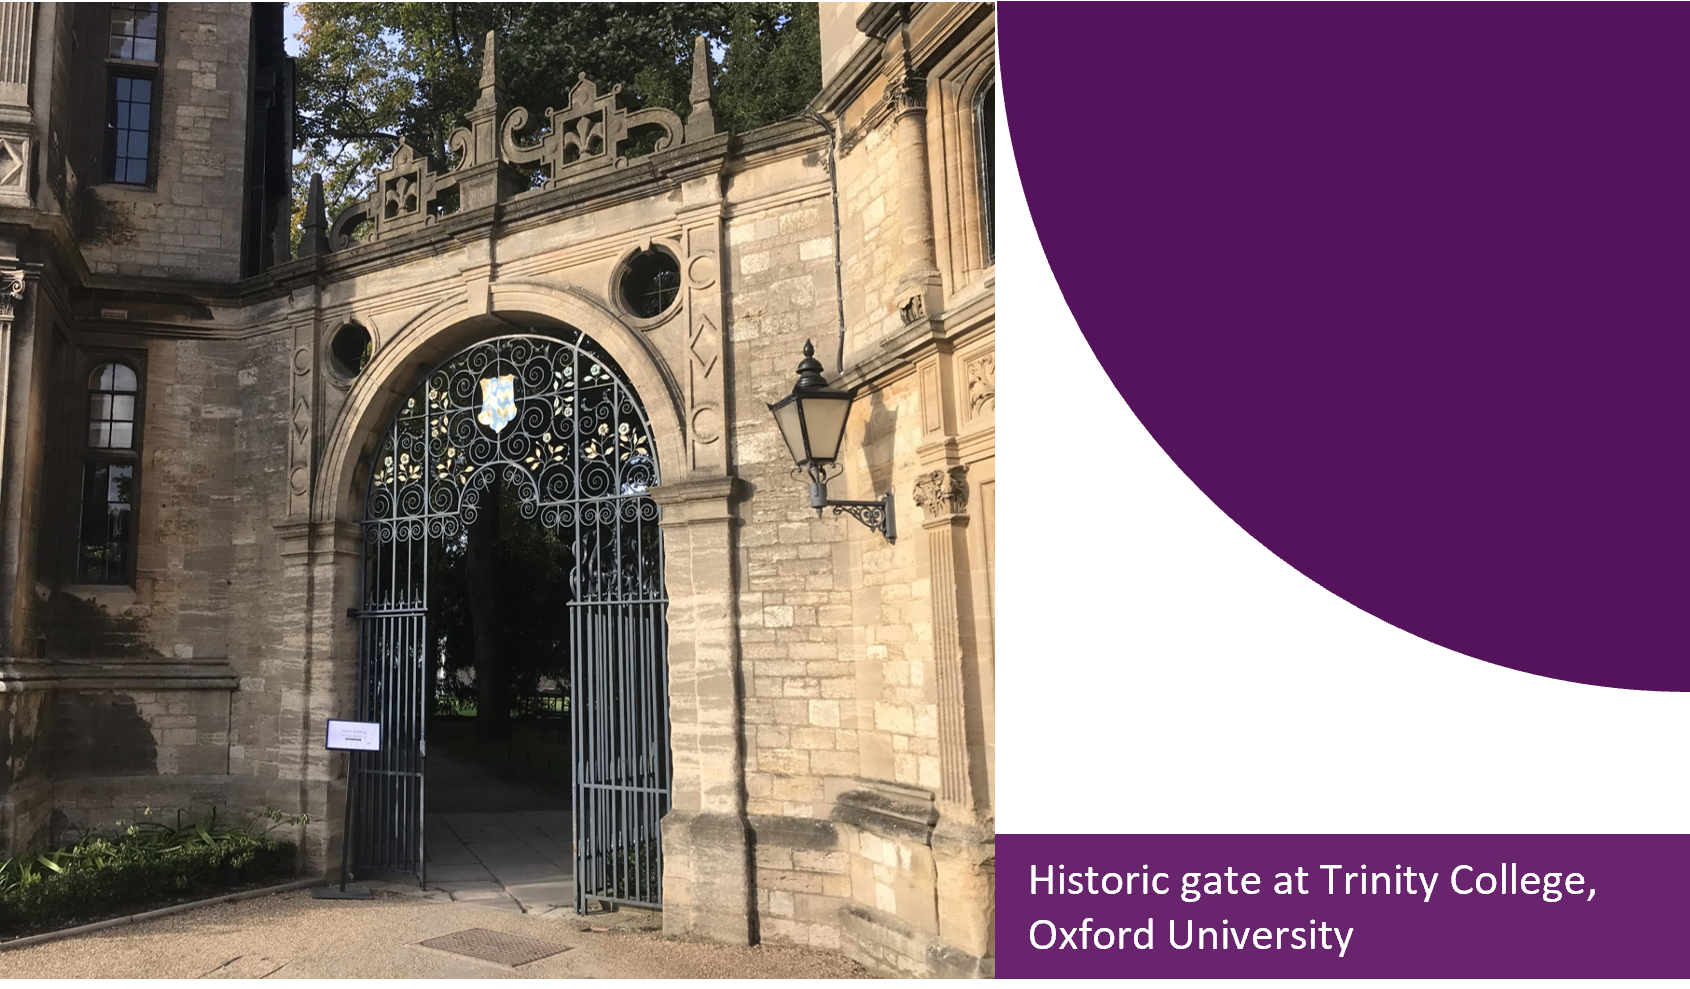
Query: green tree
[[292, 2, 822, 231], [428, 479, 575, 739], [715, 2, 820, 134]]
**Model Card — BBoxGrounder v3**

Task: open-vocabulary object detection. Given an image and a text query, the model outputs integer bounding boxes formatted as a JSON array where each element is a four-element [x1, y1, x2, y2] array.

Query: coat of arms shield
[[477, 374, 517, 433]]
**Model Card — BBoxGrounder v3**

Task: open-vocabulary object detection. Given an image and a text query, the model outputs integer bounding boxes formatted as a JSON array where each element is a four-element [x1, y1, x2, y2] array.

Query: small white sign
[[325, 720, 382, 752]]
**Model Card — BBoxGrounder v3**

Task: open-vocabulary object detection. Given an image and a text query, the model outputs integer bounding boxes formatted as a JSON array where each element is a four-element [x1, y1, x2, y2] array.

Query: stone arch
[[314, 282, 687, 527]]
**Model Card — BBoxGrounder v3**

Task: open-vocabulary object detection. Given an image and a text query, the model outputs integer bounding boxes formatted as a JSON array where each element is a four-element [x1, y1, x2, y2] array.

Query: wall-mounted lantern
[[767, 341, 895, 543]]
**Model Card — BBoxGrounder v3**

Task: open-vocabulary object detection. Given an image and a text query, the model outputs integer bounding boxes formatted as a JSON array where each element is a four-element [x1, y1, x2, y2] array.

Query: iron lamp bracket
[[799, 464, 895, 543]]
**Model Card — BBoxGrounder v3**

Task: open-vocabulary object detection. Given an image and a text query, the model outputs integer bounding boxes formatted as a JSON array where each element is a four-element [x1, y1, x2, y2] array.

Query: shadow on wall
[[46, 693, 158, 778], [860, 389, 898, 500], [44, 591, 154, 659]]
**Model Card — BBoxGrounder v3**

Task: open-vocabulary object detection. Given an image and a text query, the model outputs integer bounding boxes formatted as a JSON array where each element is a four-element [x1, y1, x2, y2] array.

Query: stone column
[[0, 262, 30, 656], [651, 475, 755, 943], [0, 267, 22, 509], [883, 25, 943, 326]]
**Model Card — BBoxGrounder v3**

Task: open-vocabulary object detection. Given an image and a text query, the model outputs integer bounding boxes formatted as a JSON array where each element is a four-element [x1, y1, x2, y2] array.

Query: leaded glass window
[[77, 463, 134, 583], [106, 75, 154, 185], [109, 3, 160, 62], [88, 363, 138, 449]]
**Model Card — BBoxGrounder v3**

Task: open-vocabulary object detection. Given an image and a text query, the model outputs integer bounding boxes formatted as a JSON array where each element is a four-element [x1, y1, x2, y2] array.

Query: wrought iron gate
[[352, 331, 670, 909]]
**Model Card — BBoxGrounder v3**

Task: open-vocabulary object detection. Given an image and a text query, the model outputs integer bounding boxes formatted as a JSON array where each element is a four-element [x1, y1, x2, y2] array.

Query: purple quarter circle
[[1000, 3, 1690, 691]]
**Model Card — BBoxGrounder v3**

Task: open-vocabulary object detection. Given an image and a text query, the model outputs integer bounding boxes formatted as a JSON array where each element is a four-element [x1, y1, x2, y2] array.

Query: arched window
[[88, 362, 138, 449], [974, 80, 995, 265], [78, 362, 141, 583]]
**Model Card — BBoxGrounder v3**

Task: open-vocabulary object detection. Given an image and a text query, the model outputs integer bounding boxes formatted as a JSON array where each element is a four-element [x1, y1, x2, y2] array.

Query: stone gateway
[[0, 2, 994, 977]]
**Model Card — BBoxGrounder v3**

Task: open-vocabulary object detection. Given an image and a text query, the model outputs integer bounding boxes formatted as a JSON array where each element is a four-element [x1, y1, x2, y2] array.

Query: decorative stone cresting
[[328, 31, 717, 249]]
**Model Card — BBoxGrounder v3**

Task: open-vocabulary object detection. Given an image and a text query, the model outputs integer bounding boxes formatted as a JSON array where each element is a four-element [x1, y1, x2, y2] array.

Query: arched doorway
[[349, 329, 670, 911]]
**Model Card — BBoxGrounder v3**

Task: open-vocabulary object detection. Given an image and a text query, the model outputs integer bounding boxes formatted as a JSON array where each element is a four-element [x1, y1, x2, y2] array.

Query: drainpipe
[[801, 110, 848, 375]]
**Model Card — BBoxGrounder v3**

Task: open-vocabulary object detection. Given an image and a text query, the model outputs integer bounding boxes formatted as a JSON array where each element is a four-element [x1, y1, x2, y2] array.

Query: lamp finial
[[794, 340, 828, 391]]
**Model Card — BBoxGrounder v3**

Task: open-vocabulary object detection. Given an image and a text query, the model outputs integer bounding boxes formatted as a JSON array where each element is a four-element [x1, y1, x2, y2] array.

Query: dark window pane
[[79, 465, 111, 547], [116, 76, 131, 99], [78, 462, 136, 583], [132, 78, 152, 101]]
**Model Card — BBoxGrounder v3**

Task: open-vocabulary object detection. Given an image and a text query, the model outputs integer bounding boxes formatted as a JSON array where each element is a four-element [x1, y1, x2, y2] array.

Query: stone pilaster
[[651, 475, 754, 943], [276, 519, 364, 875], [677, 188, 728, 474]]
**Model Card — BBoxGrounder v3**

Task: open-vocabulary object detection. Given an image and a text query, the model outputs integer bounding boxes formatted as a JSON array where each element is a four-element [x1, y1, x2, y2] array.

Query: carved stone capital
[[0, 268, 24, 320], [913, 465, 969, 520], [887, 73, 927, 117]]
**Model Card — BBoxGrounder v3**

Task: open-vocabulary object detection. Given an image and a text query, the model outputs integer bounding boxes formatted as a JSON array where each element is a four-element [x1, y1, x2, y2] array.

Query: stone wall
[[79, 3, 252, 282], [0, 688, 51, 855], [836, 120, 907, 367]]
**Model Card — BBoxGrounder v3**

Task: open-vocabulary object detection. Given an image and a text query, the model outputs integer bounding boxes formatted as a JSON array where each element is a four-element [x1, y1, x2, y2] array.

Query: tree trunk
[[466, 485, 510, 741]]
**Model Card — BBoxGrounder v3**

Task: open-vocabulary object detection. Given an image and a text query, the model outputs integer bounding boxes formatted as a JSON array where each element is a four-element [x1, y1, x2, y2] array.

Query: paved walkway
[[371, 748, 577, 915], [383, 810, 575, 915], [0, 888, 867, 978]]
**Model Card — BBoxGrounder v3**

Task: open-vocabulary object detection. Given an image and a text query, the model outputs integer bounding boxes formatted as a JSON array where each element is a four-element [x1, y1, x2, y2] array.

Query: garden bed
[[0, 809, 304, 941]]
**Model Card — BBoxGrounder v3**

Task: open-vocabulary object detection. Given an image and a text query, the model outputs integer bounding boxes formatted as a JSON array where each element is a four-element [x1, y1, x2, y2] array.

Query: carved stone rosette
[[912, 465, 969, 522]]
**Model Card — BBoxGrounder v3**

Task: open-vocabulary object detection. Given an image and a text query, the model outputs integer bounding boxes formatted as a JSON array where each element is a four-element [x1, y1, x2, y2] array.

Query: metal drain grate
[[416, 928, 570, 967]]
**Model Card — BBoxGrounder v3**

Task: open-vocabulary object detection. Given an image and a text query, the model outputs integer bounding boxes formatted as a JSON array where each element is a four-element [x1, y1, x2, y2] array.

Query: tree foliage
[[293, 2, 822, 229], [428, 479, 575, 726]]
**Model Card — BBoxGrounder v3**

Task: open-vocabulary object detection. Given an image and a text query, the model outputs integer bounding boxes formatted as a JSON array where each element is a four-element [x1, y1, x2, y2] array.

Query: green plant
[[0, 807, 307, 937]]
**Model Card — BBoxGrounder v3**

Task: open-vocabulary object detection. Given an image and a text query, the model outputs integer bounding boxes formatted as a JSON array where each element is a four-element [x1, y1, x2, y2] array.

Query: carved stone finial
[[480, 31, 498, 88], [912, 466, 969, 520], [299, 172, 329, 256], [684, 34, 717, 142], [476, 30, 503, 111]]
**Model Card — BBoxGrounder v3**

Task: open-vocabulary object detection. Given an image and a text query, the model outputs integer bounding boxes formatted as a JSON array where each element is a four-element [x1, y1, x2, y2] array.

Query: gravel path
[[0, 888, 870, 979]]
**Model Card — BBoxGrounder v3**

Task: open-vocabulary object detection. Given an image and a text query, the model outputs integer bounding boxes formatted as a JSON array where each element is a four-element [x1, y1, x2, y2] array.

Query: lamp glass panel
[[771, 399, 809, 465], [798, 393, 852, 463]]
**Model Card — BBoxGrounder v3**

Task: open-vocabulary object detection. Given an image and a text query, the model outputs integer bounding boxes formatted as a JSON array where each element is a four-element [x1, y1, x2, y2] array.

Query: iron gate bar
[[354, 331, 670, 910]]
